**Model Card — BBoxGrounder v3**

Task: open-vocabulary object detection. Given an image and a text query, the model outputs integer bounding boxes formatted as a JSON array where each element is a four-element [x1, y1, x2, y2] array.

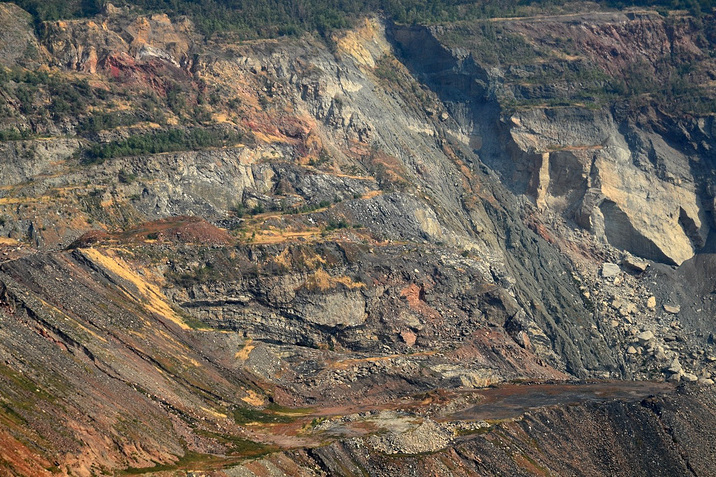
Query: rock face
[[42, 11, 195, 72], [509, 107, 708, 266], [393, 14, 716, 266], [1, 4, 716, 475], [0, 3, 44, 67]]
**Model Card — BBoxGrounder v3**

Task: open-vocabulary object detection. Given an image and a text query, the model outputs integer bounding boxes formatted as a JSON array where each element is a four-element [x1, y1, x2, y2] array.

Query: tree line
[[9, 0, 714, 38]]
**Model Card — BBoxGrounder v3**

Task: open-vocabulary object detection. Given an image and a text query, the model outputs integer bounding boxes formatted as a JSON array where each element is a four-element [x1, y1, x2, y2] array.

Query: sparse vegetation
[[0, 128, 33, 141], [119, 450, 251, 474], [78, 112, 144, 134], [233, 403, 303, 424], [325, 219, 350, 231], [82, 128, 243, 163], [374, 56, 401, 83], [117, 170, 137, 184], [437, 12, 716, 115]]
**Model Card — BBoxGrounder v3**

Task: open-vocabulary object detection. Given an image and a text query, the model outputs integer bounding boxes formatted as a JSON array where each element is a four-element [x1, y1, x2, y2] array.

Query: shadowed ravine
[[449, 381, 675, 421]]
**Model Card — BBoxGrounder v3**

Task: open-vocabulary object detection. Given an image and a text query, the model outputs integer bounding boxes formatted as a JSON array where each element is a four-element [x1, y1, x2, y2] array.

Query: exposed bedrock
[[392, 21, 716, 266]]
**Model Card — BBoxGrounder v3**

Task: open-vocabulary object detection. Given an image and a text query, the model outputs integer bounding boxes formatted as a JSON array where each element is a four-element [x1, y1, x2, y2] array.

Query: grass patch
[[0, 402, 27, 426], [196, 430, 276, 457], [119, 451, 223, 475], [233, 407, 295, 425], [182, 315, 213, 330], [118, 432, 278, 472], [0, 363, 56, 404], [227, 437, 272, 456], [233, 402, 312, 425]]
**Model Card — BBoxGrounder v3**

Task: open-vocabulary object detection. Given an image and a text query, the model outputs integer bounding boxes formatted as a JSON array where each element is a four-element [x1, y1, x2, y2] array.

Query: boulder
[[682, 373, 699, 382], [636, 330, 654, 344], [620, 303, 636, 316], [667, 358, 682, 374], [601, 263, 621, 278], [622, 255, 649, 273], [667, 372, 682, 382], [400, 330, 417, 347]]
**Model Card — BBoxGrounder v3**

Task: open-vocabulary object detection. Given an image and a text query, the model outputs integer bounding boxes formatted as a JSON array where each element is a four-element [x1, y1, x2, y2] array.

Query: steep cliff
[[392, 10, 716, 389], [393, 12, 716, 267]]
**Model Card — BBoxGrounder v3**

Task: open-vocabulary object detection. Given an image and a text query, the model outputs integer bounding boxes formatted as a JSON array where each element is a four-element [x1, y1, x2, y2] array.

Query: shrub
[[83, 128, 242, 164]]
